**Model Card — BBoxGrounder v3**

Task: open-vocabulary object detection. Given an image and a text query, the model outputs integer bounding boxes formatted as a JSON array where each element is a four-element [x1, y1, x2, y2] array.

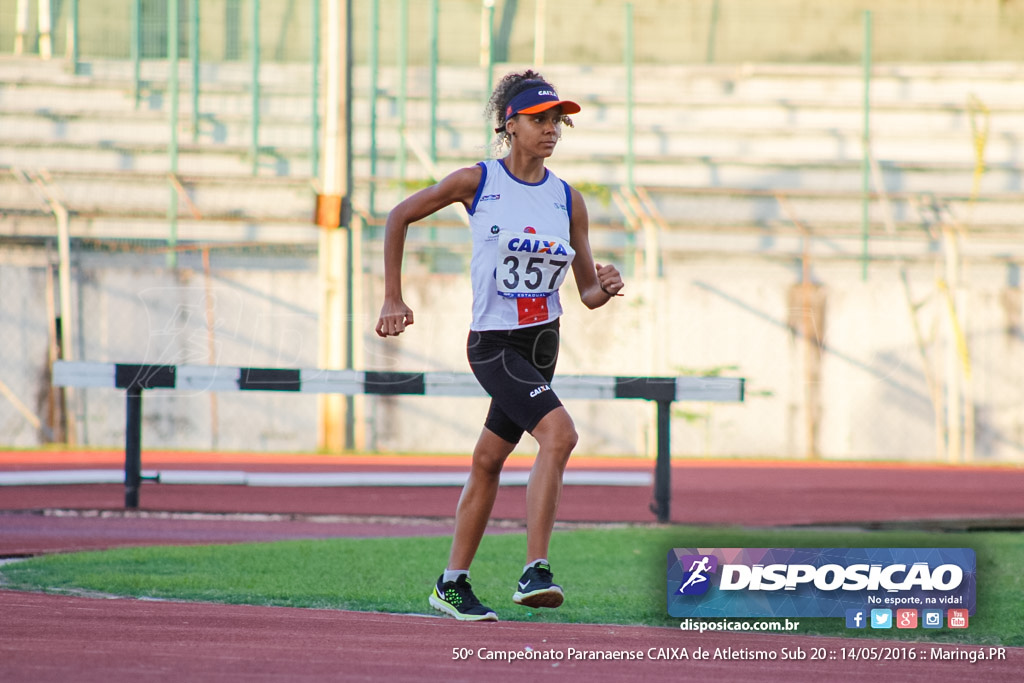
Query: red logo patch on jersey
[[516, 296, 549, 326], [523, 226, 537, 234]]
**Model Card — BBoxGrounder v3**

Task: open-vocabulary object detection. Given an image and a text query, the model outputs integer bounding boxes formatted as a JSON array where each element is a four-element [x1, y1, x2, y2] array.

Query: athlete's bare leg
[[447, 427, 517, 570], [524, 407, 577, 564]]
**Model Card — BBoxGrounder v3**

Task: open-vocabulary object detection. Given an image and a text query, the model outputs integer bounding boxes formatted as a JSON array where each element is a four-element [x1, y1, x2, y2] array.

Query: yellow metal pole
[[317, 0, 353, 452]]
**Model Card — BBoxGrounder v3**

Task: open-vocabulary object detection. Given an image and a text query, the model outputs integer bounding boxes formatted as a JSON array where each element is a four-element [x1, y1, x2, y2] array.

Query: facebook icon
[[845, 609, 866, 629]]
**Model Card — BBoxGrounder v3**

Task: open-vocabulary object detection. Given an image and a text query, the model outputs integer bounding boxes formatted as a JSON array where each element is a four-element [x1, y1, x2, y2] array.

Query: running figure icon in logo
[[677, 555, 718, 595]]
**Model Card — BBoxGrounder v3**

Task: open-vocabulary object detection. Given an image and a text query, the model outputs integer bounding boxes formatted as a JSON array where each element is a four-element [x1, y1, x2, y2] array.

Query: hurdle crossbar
[[52, 361, 745, 521]]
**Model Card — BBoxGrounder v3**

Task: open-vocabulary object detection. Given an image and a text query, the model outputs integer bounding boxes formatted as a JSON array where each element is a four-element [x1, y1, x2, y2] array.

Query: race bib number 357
[[495, 231, 576, 299]]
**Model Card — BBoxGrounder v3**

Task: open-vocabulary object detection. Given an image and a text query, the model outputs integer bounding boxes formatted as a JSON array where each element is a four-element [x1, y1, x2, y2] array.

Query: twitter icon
[[870, 609, 893, 629]]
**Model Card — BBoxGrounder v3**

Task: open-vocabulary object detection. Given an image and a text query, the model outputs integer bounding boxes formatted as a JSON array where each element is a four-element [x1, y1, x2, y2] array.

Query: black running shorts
[[466, 318, 563, 444]]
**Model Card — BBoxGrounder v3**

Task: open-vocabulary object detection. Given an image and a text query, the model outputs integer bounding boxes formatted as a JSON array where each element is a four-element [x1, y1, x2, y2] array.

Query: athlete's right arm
[[376, 165, 482, 338]]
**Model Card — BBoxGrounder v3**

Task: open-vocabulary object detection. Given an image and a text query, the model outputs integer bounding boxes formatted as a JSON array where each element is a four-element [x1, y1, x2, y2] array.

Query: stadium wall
[[2, 247, 1021, 463]]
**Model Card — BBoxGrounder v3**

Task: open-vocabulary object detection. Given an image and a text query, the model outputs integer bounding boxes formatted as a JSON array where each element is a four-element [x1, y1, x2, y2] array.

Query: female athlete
[[376, 69, 624, 621]]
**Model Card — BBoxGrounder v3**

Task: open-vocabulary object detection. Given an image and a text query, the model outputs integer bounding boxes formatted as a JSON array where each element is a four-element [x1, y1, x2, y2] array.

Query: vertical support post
[[482, 0, 494, 146], [624, 3, 634, 193], [651, 399, 672, 523], [67, 0, 80, 72], [799, 226, 820, 460], [341, 0, 355, 450], [202, 248, 220, 449], [396, 0, 408, 183], [623, 3, 637, 272], [533, 0, 546, 66], [38, 0, 53, 59], [705, 0, 719, 64], [15, 0, 28, 55], [427, 0, 439, 250], [124, 386, 143, 508], [368, 0, 379, 215], [190, 0, 200, 142], [250, 0, 262, 175], [132, 0, 142, 108], [167, 0, 180, 268], [52, 183, 78, 445], [44, 265, 63, 441], [311, 0, 321, 178], [860, 9, 872, 282], [428, 0, 439, 164], [942, 229, 963, 464], [317, 0, 354, 452]]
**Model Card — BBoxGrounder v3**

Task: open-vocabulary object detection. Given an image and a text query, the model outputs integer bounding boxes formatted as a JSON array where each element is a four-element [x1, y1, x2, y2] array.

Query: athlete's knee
[[554, 423, 579, 454], [533, 410, 578, 456], [472, 450, 507, 478], [472, 429, 516, 475]]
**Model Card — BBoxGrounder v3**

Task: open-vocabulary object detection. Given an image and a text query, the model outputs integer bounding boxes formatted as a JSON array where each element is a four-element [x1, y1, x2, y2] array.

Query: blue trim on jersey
[[561, 180, 573, 222], [498, 158, 549, 187], [468, 161, 488, 216]]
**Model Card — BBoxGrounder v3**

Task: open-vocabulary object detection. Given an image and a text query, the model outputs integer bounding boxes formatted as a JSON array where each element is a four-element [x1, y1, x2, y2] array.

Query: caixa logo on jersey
[[505, 235, 570, 256], [667, 548, 976, 618]]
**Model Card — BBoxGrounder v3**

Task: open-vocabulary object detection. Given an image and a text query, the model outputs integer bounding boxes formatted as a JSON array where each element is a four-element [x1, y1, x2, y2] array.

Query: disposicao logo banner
[[667, 548, 976, 618]]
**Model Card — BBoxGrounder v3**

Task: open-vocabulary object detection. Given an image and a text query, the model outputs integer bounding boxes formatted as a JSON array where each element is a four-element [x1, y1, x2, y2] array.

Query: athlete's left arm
[[568, 186, 624, 309]]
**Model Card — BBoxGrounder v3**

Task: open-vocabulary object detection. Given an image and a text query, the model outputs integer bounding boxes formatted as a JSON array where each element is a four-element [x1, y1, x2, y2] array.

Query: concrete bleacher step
[[367, 62, 1024, 109], [0, 82, 314, 121], [44, 58, 1024, 103], [3, 113, 1016, 193], [365, 117, 1022, 163], [3, 57, 1022, 244], [360, 152, 1020, 198], [0, 169, 315, 221], [6, 59, 1020, 152], [8, 163, 1015, 242], [357, 178, 1023, 233], [2, 211, 320, 245], [9, 58, 1021, 133], [11, 57, 1024, 111], [9, 100, 1012, 167], [0, 110, 314, 148], [637, 186, 1024, 230], [0, 140, 313, 177]]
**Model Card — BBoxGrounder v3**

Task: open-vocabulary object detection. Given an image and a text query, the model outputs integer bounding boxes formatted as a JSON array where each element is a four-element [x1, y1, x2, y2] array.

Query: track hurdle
[[51, 361, 744, 522]]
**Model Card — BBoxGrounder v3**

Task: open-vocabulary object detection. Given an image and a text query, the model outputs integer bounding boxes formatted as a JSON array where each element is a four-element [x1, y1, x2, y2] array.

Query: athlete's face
[[508, 107, 565, 157]]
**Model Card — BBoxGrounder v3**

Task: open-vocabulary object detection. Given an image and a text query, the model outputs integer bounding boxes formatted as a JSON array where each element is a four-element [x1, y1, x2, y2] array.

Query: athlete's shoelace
[[532, 565, 554, 583], [452, 577, 483, 608]]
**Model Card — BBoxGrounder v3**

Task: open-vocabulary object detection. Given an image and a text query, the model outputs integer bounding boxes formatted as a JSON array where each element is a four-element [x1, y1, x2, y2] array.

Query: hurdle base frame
[[53, 361, 745, 522]]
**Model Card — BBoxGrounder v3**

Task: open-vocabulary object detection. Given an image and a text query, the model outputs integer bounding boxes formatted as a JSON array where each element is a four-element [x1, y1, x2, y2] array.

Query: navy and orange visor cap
[[504, 84, 581, 122]]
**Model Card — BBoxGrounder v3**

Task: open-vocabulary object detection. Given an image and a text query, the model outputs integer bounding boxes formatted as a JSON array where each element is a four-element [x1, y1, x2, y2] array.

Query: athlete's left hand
[[595, 263, 624, 297]]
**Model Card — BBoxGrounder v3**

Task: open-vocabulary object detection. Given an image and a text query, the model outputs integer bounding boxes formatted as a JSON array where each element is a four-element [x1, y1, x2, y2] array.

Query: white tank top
[[467, 159, 575, 331]]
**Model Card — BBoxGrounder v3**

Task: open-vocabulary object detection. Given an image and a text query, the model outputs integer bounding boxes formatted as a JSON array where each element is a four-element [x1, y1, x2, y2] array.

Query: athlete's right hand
[[375, 299, 415, 337]]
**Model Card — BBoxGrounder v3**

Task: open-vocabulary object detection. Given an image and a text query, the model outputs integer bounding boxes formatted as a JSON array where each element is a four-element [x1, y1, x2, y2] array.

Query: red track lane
[[2, 452, 1023, 681], [2, 457, 1023, 527], [1, 591, 1020, 683]]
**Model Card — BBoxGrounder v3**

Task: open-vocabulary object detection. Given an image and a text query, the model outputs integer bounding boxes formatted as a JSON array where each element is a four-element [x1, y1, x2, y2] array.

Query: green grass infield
[[1, 525, 1020, 646]]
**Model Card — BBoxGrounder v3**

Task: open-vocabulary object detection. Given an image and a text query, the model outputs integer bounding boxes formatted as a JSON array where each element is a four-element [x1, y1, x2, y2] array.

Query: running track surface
[[2, 450, 1023, 682]]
